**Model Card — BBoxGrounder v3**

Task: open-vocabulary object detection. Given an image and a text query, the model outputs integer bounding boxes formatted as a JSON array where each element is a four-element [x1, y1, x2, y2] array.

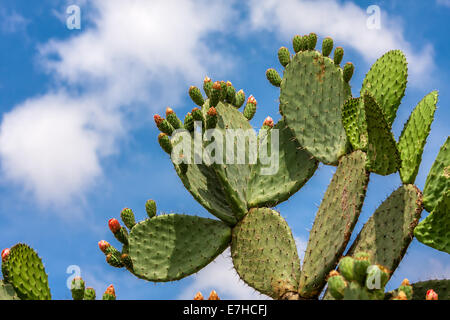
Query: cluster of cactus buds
[[193, 290, 220, 300]]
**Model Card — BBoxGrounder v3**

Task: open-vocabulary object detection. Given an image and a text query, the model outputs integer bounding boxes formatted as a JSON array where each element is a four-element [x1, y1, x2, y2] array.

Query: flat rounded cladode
[[129, 214, 231, 282], [280, 50, 351, 165]]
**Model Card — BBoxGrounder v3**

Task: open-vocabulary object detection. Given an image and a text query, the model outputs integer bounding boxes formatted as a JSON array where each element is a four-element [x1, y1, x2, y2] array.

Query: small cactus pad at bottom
[[231, 208, 300, 299]]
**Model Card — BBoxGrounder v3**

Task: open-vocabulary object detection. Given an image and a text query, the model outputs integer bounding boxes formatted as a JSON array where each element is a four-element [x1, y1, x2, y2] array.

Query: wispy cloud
[[0, 0, 236, 209], [436, 0, 450, 7], [0, 9, 29, 34], [178, 234, 307, 300], [245, 0, 435, 86]]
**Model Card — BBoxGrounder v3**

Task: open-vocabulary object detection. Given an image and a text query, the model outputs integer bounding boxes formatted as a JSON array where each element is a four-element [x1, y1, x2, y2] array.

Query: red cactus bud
[[207, 107, 217, 117], [247, 95, 257, 105], [98, 240, 110, 253], [108, 218, 121, 234], [426, 289, 438, 300], [208, 290, 220, 300], [154, 114, 164, 126], [1, 248, 10, 262], [194, 292, 204, 300], [263, 116, 274, 128], [104, 284, 116, 297], [212, 81, 221, 90]]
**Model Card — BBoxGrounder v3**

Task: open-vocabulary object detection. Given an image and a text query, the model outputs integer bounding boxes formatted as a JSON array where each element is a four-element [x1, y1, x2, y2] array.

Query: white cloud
[[245, 0, 434, 85], [0, 9, 29, 34], [0, 0, 235, 208], [437, 0, 450, 7], [178, 234, 308, 300], [178, 248, 271, 300]]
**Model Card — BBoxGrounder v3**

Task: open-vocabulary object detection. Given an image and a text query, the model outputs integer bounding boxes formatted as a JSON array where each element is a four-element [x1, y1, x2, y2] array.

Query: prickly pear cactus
[[100, 32, 449, 300], [1, 243, 115, 300]]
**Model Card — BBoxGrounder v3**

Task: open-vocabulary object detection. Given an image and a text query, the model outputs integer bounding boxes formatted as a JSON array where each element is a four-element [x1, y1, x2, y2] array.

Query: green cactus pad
[[129, 214, 231, 282], [171, 130, 237, 226], [299, 151, 369, 298], [203, 100, 254, 220], [363, 93, 401, 175], [280, 50, 351, 165], [360, 50, 407, 127], [247, 118, 318, 208], [1, 244, 51, 300], [347, 184, 423, 277], [414, 190, 449, 254], [341, 97, 366, 151], [411, 279, 450, 300], [398, 91, 438, 184], [423, 136, 449, 212], [231, 208, 301, 299], [0, 280, 20, 300]]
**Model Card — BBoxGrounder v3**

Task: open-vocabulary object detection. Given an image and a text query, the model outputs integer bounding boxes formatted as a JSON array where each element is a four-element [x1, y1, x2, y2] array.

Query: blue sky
[[0, 0, 448, 300]]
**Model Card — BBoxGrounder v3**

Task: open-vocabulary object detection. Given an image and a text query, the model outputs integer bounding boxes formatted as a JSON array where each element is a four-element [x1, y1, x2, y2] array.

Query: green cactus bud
[[398, 279, 413, 300], [183, 112, 194, 132], [210, 81, 222, 107], [102, 285, 116, 300], [226, 81, 236, 104], [191, 107, 204, 127], [158, 133, 172, 154], [278, 46, 291, 67], [306, 32, 318, 50], [353, 252, 371, 285], [154, 114, 174, 135], [83, 287, 96, 300], [292, 35, 307, 53], [234, 89, 246, 109], [70, 277, 85, 300], [327, 271, 347, 300], [145, 199, 157, 218], [334, 46, 344, 65], [322, 37, 333, 57], [266, 68, 282, 87], [189, 86, 205, 107], [219, 81, 227, 101], [121, 253, 133, 271], [113, 227, 129, 246], [343, 62, 354, 82], [120, 208, 136, 230], [206, 107, 218, 129], [243, 95, 257, 120], [106, 252, 124, 268], [338, 256, 355, 281], [165, 107, 183, 129], [203, 76, 213, 98]]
